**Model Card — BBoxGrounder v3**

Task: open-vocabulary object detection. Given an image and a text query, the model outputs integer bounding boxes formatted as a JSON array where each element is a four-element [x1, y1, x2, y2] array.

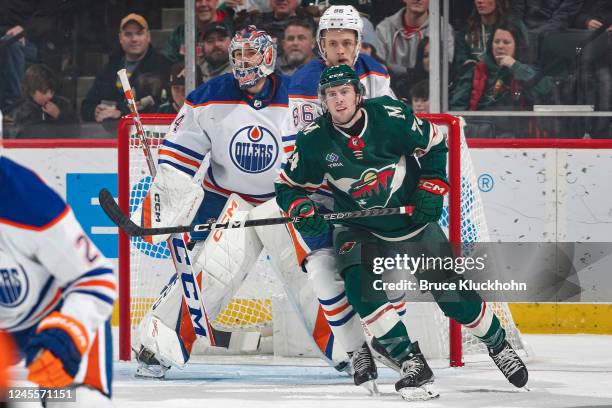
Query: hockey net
[[117, 114, 528, 365]]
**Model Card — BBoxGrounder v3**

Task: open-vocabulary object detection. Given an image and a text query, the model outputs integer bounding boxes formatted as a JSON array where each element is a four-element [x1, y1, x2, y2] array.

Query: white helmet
[[316, 5, 363, 65]]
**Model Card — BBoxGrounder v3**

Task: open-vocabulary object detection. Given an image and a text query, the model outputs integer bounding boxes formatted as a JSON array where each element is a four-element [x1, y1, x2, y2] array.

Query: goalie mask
[[316, 5, 363, 66], [229, 26, 277, 90]]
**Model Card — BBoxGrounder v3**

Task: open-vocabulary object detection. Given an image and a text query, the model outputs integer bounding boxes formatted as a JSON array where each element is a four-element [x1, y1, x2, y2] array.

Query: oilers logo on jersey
[[230, 125, 279, 174], [0, 253, 29, 308]]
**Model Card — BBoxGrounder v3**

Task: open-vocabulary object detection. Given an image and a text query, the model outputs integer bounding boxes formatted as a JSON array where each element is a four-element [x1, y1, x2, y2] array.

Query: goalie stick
[[117, 69, 217, 348], [99, 187, 415, 237]]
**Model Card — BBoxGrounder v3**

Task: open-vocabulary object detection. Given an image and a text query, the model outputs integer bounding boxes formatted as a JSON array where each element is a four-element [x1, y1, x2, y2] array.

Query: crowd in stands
[[0, 0, 610, 138]]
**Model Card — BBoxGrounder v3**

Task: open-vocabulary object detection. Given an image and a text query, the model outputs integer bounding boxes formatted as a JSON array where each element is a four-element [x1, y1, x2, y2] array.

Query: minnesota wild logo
[[349, 164, 396, 209]]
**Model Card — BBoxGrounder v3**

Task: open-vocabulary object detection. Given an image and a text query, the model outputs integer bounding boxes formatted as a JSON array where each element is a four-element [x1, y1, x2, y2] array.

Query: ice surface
[[9, 334, 612, 407]]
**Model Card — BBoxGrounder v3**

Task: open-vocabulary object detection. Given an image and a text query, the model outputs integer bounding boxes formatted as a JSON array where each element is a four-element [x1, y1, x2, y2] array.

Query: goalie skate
[[489, 340, 529, 388], [134, 346, 171, 379], [349, 342, 379, 396], [395, 342, 439, 401]]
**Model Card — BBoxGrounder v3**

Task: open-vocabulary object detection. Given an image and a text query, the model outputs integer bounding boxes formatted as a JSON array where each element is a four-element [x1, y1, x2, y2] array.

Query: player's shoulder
[[0, 157, 68, 230], [295, 115, 330, 147], [185, 73, 240, 106], [355, 54, 390, 79], [365, 95, 406, 112], [288, 59, 326, 97], [270, 73, 291, 105]]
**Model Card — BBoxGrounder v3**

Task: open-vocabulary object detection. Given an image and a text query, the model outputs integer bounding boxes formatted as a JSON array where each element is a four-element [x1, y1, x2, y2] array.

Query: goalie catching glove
[[408, 178, 449, 224], [289, 198, 330, 237], [25, 312, 89, 388]]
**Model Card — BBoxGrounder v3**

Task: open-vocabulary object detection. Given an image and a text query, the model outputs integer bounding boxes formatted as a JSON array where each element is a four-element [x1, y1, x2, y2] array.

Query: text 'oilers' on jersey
[[276, 96, 448, 241], [0, 157, 116, 337], [159, 73, 292, 205]]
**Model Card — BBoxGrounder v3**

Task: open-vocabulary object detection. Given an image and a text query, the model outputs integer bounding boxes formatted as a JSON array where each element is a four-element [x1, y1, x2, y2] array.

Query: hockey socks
[[343, 265, 414, 361], [463, 302, 506, 351]]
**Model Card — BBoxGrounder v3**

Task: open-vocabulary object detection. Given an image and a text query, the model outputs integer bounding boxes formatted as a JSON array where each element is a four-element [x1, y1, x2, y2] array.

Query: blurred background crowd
[[0, 0, 610, 139]]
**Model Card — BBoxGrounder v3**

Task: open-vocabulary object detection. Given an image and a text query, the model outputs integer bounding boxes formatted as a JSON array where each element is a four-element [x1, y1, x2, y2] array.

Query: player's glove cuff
[[288, 198, 329, 238], [408, 178, 449, 224], [25, 312, 89, 387], [417, 178, 450, 196], [288, 198, 315, 217]]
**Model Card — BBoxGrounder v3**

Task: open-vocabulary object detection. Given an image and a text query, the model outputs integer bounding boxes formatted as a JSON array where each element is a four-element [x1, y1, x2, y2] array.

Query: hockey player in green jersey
[[275, 65, 528, 401]]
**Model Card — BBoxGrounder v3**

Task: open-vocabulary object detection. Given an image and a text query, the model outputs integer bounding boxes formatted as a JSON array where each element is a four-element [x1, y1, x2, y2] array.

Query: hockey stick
[[99, 187, 414, 237], [117, 69, 217, 347]]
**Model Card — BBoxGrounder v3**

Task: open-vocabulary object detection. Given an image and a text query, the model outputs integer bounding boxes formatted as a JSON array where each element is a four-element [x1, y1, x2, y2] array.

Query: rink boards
[[3, 138, 612, 333]]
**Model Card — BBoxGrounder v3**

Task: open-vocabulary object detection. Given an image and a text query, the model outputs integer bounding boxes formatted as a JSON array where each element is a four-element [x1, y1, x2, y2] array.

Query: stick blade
[[98, 188, 142, 236]]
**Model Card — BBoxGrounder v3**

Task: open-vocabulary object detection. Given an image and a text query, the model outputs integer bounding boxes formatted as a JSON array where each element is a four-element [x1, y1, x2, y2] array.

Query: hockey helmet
[[316, 5, 363, 65], [318, 64, 364, 111], [229, 25, 277, 90]]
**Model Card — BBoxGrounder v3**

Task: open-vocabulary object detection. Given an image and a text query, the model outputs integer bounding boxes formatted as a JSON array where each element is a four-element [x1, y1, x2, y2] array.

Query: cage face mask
[[229, 26, 277, 90]]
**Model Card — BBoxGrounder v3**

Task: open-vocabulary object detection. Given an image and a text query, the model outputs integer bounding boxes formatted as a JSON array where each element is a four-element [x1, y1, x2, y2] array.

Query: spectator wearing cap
[[278, 18, 316, 76], [375, 0, 454, 76], [81, 13, 170, 122], [199, 23, 233, 83], [158, 62, 203, 114], [163, 0, 223, 64]]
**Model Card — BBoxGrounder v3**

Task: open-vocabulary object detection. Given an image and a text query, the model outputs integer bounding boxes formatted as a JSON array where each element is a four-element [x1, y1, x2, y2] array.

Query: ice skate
[[489, 340, 528, 388], [348, 341, 379, 396], [395, 342, 439, 401], [134, 346, 171, 379]]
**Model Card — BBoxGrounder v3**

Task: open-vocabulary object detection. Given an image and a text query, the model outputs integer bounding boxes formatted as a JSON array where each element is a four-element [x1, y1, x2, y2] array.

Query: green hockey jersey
[[275, 96, 448, 240]]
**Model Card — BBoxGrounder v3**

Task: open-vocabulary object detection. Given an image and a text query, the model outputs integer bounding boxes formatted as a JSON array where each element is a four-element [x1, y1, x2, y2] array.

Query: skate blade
[[361, 380, 380, 396], [399, 383, 440, 401], [135, 365, 167, 379]]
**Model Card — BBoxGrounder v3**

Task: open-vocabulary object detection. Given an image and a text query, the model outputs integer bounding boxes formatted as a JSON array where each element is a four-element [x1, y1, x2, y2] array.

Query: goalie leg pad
[[194, 193, 263, 320], [134, 194, 263, 366], [252, 199, 349, 365]]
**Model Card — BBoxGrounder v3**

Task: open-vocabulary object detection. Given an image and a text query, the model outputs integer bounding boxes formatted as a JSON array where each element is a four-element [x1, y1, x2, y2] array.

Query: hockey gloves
[[408, 178, 450, 224], [25, 311, 89, 388], [289, 198, 330, 237]]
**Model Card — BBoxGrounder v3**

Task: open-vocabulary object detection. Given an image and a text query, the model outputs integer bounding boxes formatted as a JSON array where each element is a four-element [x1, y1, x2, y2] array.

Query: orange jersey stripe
[[0, 205, 70, 231], [74, 280, 116, 291], [158, 149, 201, 168], [84, 334, 103, 392]]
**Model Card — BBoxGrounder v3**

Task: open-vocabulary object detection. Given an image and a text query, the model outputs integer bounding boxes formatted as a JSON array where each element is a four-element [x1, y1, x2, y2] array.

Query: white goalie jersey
[[159, 73, 292, 205]]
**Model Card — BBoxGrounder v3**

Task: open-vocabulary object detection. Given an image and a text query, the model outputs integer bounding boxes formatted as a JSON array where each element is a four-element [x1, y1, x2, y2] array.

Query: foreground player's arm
[[275, 134, 328, 237], [142, 101, 211, 243], [396, 100, 449, 223], [4, 171, 117, 388]]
